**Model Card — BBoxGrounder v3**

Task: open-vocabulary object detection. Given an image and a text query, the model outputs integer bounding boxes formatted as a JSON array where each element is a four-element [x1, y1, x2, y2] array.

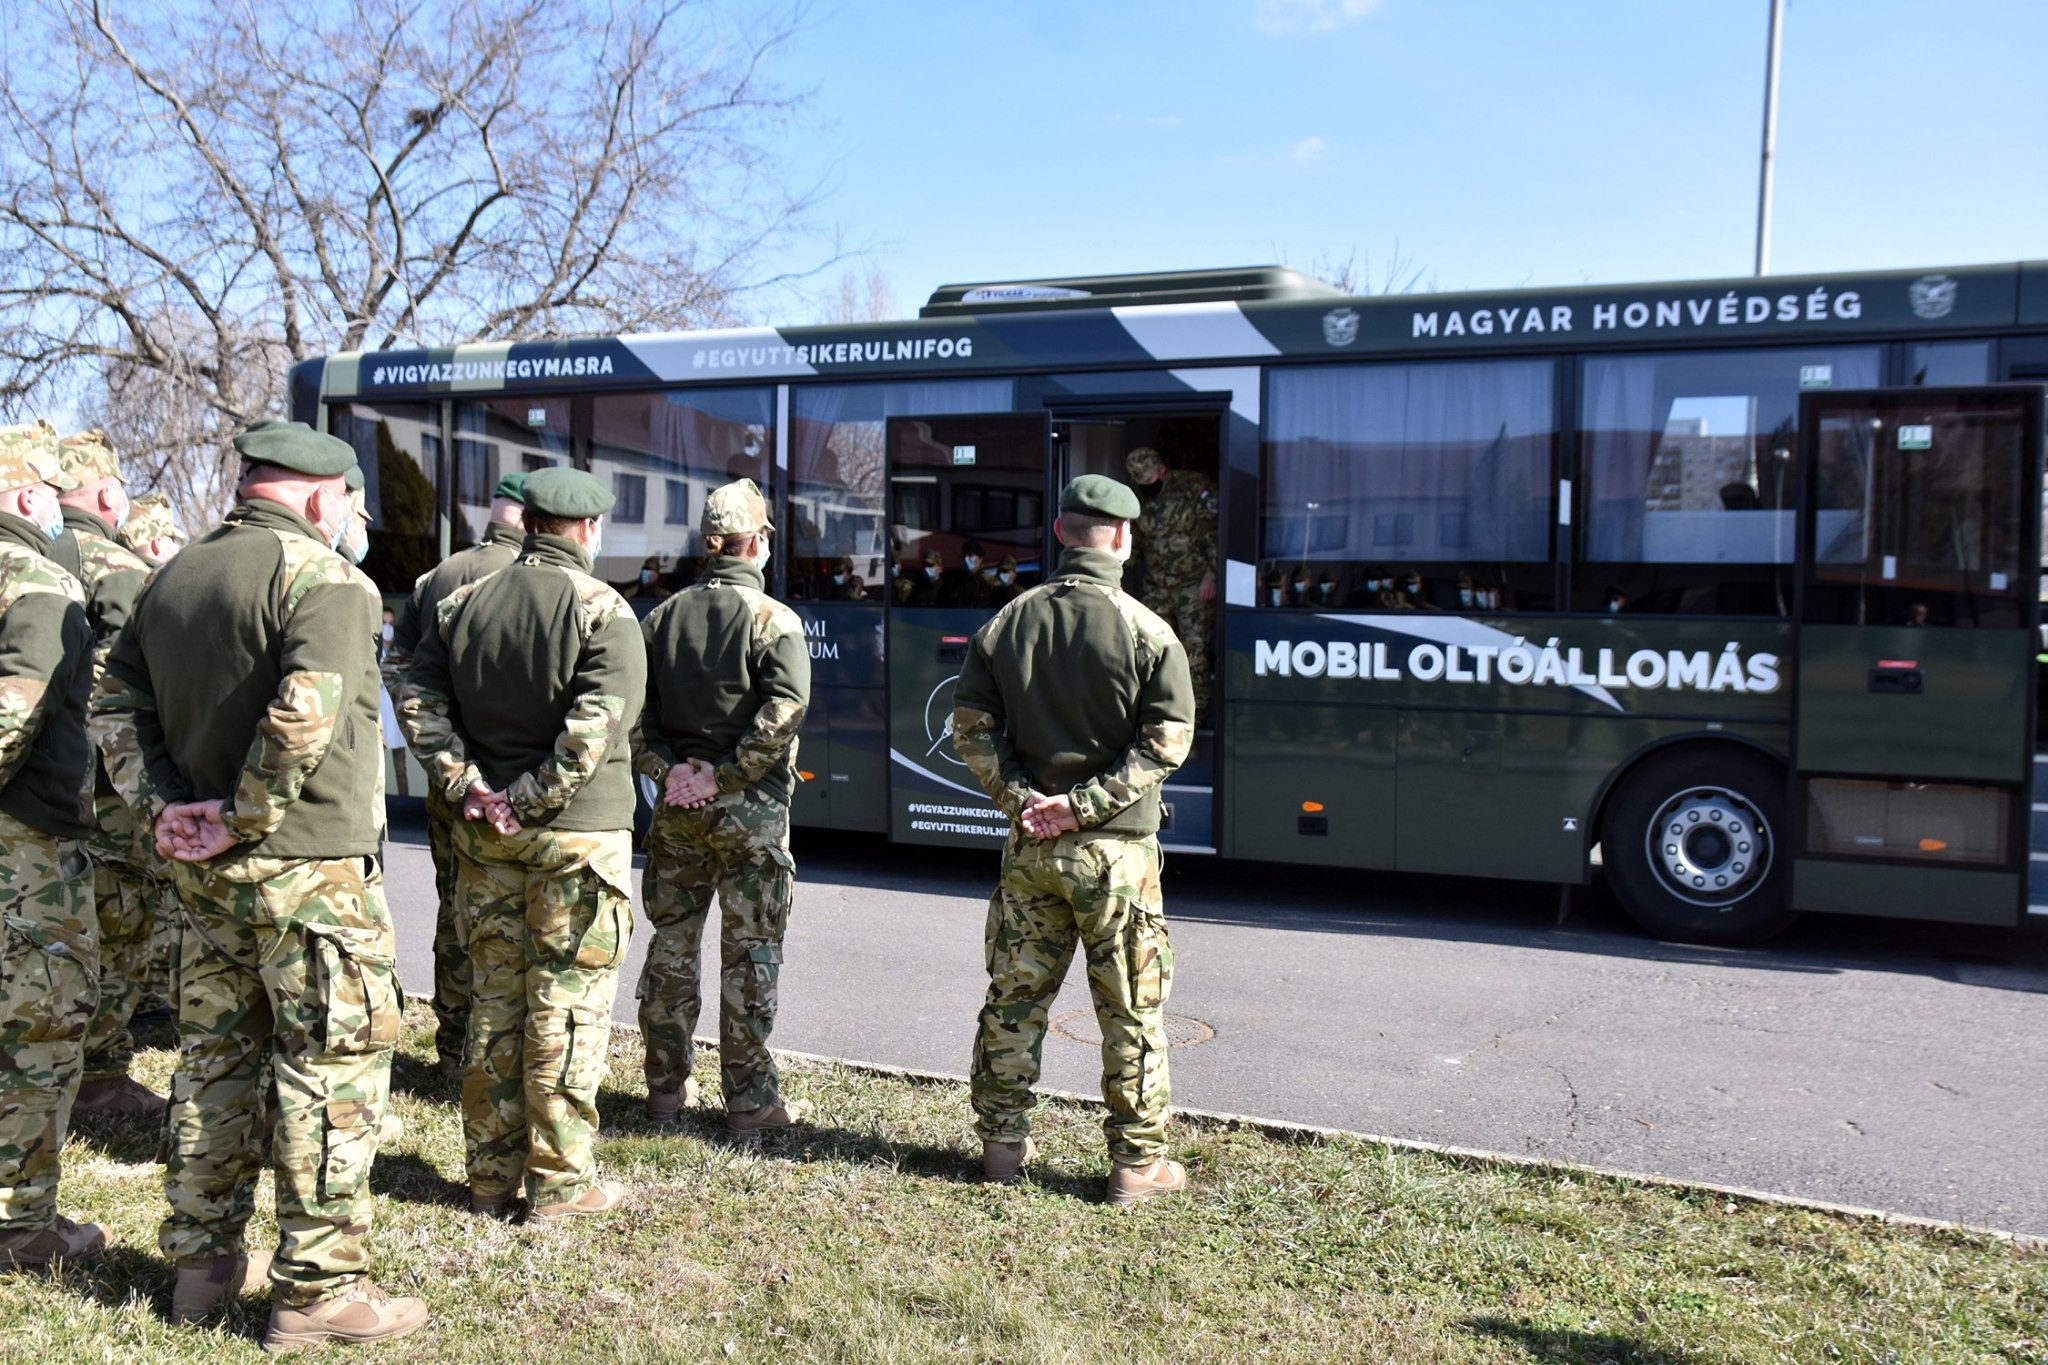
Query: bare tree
[[1298, 243, 1429, 296], [0, 0, 816, 521], [820, 264, 897, 324]]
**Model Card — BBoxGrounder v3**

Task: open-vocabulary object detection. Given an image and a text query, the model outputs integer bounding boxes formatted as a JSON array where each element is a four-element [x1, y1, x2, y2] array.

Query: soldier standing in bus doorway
[[1125, 446, 1216, 724], [385, 470, 527, 1081], [952, 474, 1195, 1206], [0, 424, 105, 1270], [399, 466, 644, 1223], [632, 478, 812, 1142], [92, 422, 422, 1346], [47, 428, 167, 1122]]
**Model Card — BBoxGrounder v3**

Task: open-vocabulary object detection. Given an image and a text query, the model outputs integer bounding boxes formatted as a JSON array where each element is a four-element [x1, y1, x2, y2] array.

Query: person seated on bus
[[1262, 569, 1287, 608], [991, 554, 1020, 605], [828, 556, 867, 601], [943, 538, 994, 608], [1397, 572, 1428, 610], [1285, 567, 1313, 609], [1347, 567, 1391, 608], [1605, 586, 1629, 614], [899, 548, 943, 606], [1312, 571, 1342, 607]]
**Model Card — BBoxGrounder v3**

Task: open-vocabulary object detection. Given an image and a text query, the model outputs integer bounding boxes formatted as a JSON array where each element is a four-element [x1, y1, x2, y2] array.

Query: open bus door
[[883, 411, 1050, 847], [1790, 386, 2043, 926]]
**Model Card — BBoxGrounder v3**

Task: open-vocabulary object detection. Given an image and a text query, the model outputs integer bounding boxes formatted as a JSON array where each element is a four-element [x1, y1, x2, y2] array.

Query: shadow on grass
[[20, 1244, 171, 1316], [370, 1150, 468, 1209], [390, 1048, 460, 1103], [1464, 1315, 1703, 1365], [65, 1107, 164, 1166], [594, 1085, 1114, 1204]]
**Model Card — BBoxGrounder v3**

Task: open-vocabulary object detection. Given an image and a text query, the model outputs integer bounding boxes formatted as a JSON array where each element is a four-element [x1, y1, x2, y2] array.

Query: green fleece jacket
[[0, 513, 95, 839]]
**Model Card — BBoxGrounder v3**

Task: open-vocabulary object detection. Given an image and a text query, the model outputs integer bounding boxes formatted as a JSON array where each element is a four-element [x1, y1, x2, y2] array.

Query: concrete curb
[[635, 1023, 2048, 1255]]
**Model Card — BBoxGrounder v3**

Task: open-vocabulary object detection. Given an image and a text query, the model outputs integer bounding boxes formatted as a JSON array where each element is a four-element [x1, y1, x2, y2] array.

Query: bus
[[295, 261, 2048, 946]]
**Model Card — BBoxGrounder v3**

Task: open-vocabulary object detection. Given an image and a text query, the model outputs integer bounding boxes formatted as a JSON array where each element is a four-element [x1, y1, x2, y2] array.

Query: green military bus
[[296, 261, 2048, 945]]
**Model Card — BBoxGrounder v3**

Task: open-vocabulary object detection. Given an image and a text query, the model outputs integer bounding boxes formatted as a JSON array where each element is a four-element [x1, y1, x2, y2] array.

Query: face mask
[[1459, 589, 1474, 607], [350, 532, 369, 565], [109, 488, 131, 531], [963, 556, 980, 572], [1268, 589, 1282, 606], [998, 572, 1013, 585], [756, 542, 770, 569], [587, 522, 603, 559], [381, 622, 395, 643], [831, 574, 845, 586], [1292, 580, 1307, 595], [1319, 583, 1333, 598], [924, 565, 937, 580], [1608, 600, 1623, 615]]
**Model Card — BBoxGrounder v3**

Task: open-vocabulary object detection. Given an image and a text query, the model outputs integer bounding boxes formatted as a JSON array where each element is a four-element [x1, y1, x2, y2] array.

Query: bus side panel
[[1225, 702, 1395, 869], [790, 603, 888, 833], [1792, 860, 2019, 925], [823, 684, 887, 833]]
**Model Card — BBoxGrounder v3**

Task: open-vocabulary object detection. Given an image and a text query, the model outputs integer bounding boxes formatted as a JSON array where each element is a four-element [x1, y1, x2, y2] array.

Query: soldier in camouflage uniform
[[383, 470, 526, 1079], [93, 422, 425, 1345], [952, 474, 1195, 1206], [0, 424, 107, 1268], [1126, 446, 1217, 721], [632, 479, 811, 1141], [116, 492, 187, 565], [48, 429, 166, 1120], [399, 466, 644, 1222]]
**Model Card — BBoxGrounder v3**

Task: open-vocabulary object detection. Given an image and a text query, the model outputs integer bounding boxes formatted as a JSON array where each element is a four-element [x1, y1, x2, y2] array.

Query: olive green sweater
[[0, 514, 95, 839], [952, 546, 1194, 836]]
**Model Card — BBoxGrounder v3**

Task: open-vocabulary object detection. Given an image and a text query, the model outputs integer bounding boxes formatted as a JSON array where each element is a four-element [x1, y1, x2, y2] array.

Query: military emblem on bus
[[1321, 307, 1360, 347], [924, 675, 966, 765], [1908, 274, 1957, 320]]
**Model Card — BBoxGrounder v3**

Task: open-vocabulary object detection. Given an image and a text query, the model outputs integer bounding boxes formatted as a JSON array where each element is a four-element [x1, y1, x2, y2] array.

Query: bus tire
[[1601, 747, 1795, 946]]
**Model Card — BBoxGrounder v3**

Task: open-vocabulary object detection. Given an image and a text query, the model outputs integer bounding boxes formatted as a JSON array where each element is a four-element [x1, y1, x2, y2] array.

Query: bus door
[[1791, 386, 2043, 925], [884, 412, 1050, 847]]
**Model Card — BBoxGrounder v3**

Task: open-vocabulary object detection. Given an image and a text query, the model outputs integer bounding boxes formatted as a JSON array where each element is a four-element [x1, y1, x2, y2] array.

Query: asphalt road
[[379, 805, 2048, 1238]]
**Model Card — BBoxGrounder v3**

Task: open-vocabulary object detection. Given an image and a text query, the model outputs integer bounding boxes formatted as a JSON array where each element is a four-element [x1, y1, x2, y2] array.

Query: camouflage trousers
[[0, 811, 97, 1230], [454, 820, 630, 1205], [637, 793, 794, 1114], [424, 785, 468, 1065], [1144, 580, 1212, 717], [161, 853, 400, 1307], [82, 797, 158, 1081], [971, 829, 1173, 1166]]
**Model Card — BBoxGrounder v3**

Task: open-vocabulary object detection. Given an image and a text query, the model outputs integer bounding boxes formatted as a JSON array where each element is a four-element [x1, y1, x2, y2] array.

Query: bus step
[[2035, 756, 2048, 803]]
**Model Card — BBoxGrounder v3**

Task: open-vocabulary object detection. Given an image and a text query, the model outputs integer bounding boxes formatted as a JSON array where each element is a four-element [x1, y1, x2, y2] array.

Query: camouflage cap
[[0, 420, 62, 494], [233, 420, 356, 478], [118, 492, 185, 550], [702, 477, 772, 536], [52, 428, 122, 491], [922, 548, 942, 566], [492, 470, 528, 503], [1058, 473, 1140, 521], [523, 465, 614, 519], [1125, 447, 1165, 484], [831, 556, 853, 573]]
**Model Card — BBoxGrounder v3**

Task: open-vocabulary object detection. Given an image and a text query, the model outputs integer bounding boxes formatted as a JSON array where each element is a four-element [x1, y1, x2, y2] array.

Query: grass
[[1, 1009, 2041, 1364]]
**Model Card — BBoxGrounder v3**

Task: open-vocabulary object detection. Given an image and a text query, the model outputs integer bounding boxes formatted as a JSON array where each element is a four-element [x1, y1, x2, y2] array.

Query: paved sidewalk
[[380, 811, 2048, 1236]]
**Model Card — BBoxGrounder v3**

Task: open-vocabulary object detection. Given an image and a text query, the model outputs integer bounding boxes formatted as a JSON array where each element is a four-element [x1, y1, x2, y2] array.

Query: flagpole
[[1755, 0, 1786, 276]]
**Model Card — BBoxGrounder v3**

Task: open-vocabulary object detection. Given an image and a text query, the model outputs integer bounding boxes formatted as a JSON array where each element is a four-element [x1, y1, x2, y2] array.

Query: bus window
[[1260, 358, 1556, 611], [1905, 340, 1993, 387], [586, 387, 773, 603], [887, 413, 1045, 604], [452, 397, 571, 552], [788, 380, 1011, 603], [1578, 345, 1880, 615], [332, 400, 443, 594]]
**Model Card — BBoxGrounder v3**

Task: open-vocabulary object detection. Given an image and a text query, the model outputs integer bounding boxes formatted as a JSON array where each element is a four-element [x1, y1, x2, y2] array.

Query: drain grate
[[1049, 1009, 1215, 1048]]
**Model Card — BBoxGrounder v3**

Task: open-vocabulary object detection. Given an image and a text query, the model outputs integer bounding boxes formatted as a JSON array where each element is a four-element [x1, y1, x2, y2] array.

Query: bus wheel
[[1601, 747, 1794, 946]]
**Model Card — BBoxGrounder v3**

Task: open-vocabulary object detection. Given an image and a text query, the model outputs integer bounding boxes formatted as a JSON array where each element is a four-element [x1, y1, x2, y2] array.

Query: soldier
[[948, 538, 996, 609], [951, 474, 1195, 1206], [384, 470, 527, 1080], [992, 554, 1020, 604], [633, 479, 811, 1143], [116, 492, 187, 565], [47, 429, 166, 1120], [828, 556, 866, 601], [399, 466, 645, 1222], [0, 424, 105, 1269], [1125, 446, 1217, 722], [92, 422, 422, 1345], [899, 547, 943, 606]]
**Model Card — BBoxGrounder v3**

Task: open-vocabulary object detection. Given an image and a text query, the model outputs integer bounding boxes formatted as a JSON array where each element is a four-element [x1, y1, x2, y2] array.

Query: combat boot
[[72, 1075, 167, 1118], [1106, 1158, 1187, 1207], [723, 1098, 811, 1148], [528, 1180, 625, 1223], [0, 1216, 107, 1268], [645, 1076, 700, 1125], [263, 1278, 427, 1353], [171, 1248, 272, 1323], [981, 1137, 1037, 1184], [468, 1185, 515, 1218]]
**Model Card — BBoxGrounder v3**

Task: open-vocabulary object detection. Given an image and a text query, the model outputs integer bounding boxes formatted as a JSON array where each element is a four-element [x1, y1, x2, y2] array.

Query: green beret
[[492, 470, 528, 503], [232, 421, 356, 478], [523, 466, 614, 519], [1058, 473, 1140, 521], [343, 464, 364, 492]]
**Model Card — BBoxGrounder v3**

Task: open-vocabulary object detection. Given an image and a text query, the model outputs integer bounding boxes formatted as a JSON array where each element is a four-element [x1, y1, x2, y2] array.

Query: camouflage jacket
[[54, 506, 150, 800], [1133, 471, 1217, 590], [633, 556, 811, 806], [952, 546, 1194, 836], [379, 522, 523, 695], [399, 533, 646, 832], [0, 513, 94, 839], [91, 499, 382, 858]]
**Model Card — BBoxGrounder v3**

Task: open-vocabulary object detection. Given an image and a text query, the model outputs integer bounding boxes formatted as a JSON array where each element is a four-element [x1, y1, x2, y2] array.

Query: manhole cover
[[1049, 1010, 1214, 1048]]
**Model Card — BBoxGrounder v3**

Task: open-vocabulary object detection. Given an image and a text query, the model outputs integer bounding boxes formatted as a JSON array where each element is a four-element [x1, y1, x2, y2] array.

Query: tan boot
[[528, 1180, 625, 1224], [72, 1076, 167, 1119], [171, 1248, 272, 1323], [1106, 1158, 1187, 1207], [723, 1098, 812, 1148], [645, 1076, 700, 1125], [263, 1278, 427, 1353], [981, 1137, 1037, 1185], [0, 1216, 107, 1268]]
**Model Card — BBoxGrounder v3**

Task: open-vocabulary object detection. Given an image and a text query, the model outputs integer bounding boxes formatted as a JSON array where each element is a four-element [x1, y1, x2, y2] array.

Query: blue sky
[[750, 0, 2047, 321]]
